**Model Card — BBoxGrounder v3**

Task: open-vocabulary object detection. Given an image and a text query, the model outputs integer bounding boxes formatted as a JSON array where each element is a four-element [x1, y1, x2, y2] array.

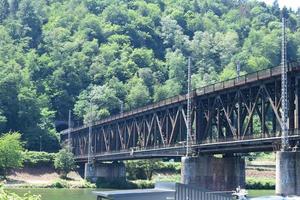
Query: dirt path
[[5, 166, 83, 187]]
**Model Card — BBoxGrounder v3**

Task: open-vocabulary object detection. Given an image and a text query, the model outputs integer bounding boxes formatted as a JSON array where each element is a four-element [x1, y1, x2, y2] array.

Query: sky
[[261, 0, 300, 10]]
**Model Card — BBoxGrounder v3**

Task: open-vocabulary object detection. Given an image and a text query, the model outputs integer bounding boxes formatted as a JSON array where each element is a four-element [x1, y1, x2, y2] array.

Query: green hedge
[[96, 178, 137, 189], [22, 151, 56, 167], [246, 177, 275, 189], [126, 160, 181, 180], [95, 178, 155, 189]]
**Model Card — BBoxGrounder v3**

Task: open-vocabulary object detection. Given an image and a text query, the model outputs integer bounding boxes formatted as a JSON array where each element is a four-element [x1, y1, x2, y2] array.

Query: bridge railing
[[73, 129, 300, 159]]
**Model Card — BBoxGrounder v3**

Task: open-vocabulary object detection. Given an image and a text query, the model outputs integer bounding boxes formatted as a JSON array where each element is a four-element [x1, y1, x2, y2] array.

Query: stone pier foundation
[[181, 155, 245, 191], [84, 161, 126, 183], [276, 151, 300, 196]]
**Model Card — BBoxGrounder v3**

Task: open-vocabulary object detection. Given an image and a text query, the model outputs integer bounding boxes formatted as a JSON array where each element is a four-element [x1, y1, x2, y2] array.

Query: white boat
[[232, 187, 248, 200]]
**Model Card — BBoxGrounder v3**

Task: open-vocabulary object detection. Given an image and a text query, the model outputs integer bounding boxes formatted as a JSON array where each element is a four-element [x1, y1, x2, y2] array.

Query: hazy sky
[[261, 0, 300, 10]]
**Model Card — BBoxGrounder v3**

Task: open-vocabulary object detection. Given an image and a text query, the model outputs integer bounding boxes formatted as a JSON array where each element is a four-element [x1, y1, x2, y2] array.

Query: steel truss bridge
[[61, 63, 300, 162]]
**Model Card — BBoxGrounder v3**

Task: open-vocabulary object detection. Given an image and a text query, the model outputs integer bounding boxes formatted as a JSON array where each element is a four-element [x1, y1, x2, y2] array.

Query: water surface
[[6, 188, 275, 200]]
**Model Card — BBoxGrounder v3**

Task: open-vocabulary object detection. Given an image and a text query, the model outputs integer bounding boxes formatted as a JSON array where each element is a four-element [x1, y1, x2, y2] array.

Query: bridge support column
[[84, 161, 126, 183], [181, 155, 245, 191], [276, 151, 300, 196]]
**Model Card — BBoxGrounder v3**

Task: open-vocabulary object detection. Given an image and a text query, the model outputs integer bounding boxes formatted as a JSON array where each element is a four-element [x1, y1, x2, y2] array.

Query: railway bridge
[[61, 62, 300, 195]]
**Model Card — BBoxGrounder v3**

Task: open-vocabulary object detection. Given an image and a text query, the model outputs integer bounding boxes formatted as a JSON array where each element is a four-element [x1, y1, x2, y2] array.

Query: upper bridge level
[[61, 62, 300, 162]]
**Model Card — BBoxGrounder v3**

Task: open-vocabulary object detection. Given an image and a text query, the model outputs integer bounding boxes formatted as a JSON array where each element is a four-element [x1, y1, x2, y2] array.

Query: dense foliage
[[0, 132, 24, 178], [126, 159, 180, 180], [0, 186, 41, 200], [22, 151, 56, 167], [54, 148, 76, 178], [0, 0, 300, 151], [126, 159, 163, 180]]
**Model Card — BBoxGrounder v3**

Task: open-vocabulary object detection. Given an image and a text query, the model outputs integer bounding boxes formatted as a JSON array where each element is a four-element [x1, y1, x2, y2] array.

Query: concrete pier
[[276, 151, 300, 196], [181, 155, 245, 191], [84, 161, 126, 182]]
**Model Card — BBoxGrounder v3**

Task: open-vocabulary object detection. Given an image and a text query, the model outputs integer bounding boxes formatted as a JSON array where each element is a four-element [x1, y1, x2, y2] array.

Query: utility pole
[[186, 57, 192, 157], [237, 61, 241, 80], [281, 14, 289, 151], [120, 100, 124, 115], [88, 102, 93, 165], [39, 135, 42, 152], [68, 110, 72, 151]]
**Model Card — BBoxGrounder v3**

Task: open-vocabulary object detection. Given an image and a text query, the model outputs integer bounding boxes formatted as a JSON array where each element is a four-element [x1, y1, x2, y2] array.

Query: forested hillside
[[0, 0, 299, 152]]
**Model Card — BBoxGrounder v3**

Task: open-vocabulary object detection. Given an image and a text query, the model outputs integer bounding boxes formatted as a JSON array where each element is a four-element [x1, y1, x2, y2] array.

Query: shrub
[[126, 160, 181, 180], [0, 132, 24, 178], [22, 151, 56, 167], [96, 178, 137, 189], [246, 177, 275, 189], [131, 180, 155, 189], [126, 159, 164, 180], [54, 148, 76, 179], [50, 180, 69, 188]]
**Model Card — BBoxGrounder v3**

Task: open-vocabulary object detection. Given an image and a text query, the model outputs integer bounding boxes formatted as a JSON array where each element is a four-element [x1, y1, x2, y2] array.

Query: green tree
[[126, 76, 150, 109], [74, 84, 120, 124], [126, 159, 162, 180], [0, 0, 9, 22], [9, 0, 18, 17], [153, 79, 182, 102], [166, 49, 186, 88], [0, 132, 23, 178], [54, 148, 76, 179], [17, 0, 42, 48]]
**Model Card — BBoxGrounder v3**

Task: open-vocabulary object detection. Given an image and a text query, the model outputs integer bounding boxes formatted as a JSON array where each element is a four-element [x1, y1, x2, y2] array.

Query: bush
[[246, 177, 275, 189], [126, 160, 181, 180], [131, 180, 155, 189], [154, 174, 181, 183], [95, 178, 155, 189], [50, 180, 69, 188], [22, 151, 56, 167], [96, 178, 137, 189], [54, 148, 76, 179], [49, 179, 96, 189], [159, 162, 181, 173], [0, 132, 24, 178]]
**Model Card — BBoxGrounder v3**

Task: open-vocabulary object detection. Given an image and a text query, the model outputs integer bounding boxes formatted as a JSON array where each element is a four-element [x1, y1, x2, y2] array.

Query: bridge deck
[[75, 134, 300, 162]]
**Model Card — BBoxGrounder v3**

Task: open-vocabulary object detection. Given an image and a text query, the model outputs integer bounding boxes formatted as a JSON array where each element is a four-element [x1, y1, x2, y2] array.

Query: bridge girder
[[61, 63, 300, 161]]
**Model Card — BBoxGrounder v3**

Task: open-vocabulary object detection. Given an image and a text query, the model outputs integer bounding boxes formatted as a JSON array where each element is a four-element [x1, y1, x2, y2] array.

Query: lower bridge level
[[82, 151, 300, 196]]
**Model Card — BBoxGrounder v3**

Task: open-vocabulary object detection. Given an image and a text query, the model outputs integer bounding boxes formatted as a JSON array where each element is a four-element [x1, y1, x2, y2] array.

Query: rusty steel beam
[[59, 63, 300, 161]]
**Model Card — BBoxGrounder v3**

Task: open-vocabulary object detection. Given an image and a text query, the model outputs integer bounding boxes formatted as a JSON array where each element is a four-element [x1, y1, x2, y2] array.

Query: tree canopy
[[0, 0, 299, 151], [0, 132, 24, 178]]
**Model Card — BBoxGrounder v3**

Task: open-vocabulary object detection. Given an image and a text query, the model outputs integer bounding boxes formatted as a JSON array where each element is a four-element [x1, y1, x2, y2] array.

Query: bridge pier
[[181, 155, 245, 191], [84, 161, 126, 183], [276, 151, 300, 196]]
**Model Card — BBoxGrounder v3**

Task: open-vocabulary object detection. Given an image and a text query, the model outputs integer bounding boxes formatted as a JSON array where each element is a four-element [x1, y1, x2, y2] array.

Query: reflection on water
[[6, 188, 279, 200]]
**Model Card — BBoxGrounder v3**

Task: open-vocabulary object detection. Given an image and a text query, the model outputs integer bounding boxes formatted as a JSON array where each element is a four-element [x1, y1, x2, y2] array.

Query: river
[[6, 188, 274, 200]]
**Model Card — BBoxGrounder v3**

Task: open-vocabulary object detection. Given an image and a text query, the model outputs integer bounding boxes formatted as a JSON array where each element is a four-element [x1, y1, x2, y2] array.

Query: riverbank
[[4, 166, 95, 189], [4, 168, 275, 190], [4, 153, 276, 190]]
